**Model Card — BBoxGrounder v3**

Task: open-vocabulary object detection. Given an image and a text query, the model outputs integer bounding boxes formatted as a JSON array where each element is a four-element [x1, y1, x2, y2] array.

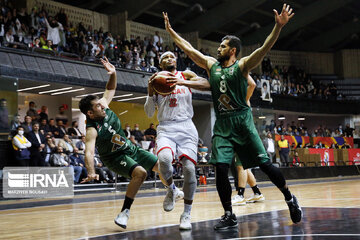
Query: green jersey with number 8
[[209, 60, 250, 118]]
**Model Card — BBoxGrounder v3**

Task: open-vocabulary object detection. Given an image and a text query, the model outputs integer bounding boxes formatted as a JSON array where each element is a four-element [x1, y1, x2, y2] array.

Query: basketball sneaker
[[286, 194, 303, 224], [231, 194, 246, 206], [163, 187, 184, 212], [246, 193, 265, 203], [213, 212, 238, 230], [114, 208, 130, 229], [179, 212, 192, 230]]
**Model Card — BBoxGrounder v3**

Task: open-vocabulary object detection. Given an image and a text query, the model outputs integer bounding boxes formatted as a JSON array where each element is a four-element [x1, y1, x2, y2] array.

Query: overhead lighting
[[72, 108, 81, 111], [258, 116, 266, 119], [17, 84, 50, 92], [51, 88, 85, 95], [113, 94, 134, 99], [75, 91, 105, 98], [117, 96, 147, 102], [39, 87, 73, 94], [298, 117, 305, 121], [278, 116, 285, 120]]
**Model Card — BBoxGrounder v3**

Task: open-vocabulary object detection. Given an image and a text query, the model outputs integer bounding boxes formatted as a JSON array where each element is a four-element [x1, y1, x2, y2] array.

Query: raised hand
[[163, 12, 172, 32], [273, 4, 294, 28], [101, 56, 116, 75]]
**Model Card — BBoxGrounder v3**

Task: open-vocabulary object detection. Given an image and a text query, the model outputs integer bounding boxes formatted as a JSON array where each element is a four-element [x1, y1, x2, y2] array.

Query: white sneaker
[[114, 209, 130, 229], [231, 194, 246, 206], [163, 187, 184, 212], [246, 193, 265, 203], [179, 212, 192, 230]]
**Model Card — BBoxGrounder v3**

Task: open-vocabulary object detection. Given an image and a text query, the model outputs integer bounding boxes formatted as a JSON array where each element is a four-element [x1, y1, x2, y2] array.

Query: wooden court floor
[[0, 176, 359, 240]]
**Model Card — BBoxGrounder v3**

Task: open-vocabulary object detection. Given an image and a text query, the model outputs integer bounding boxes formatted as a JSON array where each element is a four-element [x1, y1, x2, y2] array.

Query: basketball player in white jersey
[[144, 51, 209, 230]]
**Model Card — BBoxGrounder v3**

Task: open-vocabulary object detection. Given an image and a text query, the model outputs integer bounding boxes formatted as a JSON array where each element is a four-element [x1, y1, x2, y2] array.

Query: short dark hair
[[79, 95, 98, 116], [222, 35, 242, 57], [263, 82, 267, 88], [72, 121, 77, 126]]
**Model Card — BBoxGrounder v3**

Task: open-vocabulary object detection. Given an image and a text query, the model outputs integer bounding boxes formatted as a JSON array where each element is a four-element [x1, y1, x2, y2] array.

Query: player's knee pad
[[259, 160, 286, 188], [157, 148, 173, 165], [182, 160, 196, 183], [157, 148, 173, 180]]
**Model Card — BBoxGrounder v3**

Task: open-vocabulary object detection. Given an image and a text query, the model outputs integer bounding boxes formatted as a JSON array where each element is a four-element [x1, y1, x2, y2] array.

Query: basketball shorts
[[101, 147, 157, 178], [156, 119, 198, 165], [209, 110, 269, 169]]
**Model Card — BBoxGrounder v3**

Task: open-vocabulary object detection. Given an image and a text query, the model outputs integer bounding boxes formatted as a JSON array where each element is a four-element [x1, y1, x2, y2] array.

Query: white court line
[[227, 233, 360, 239], [2, 177, 360, 212], [77, 209, 287, 240]]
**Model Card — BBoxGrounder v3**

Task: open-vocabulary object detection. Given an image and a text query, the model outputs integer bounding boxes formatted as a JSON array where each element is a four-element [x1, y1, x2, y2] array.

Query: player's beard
[[217, 53, 230, 64], [164, 64, 176, 72]]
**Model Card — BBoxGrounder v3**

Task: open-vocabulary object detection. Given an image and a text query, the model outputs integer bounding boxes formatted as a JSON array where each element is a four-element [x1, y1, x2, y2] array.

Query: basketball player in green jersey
[[163, 3, 302, 230], [79, 57, 163, 230]]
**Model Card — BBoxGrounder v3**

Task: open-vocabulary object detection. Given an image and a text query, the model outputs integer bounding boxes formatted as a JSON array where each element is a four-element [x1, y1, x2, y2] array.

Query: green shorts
[[101, 148, 157, 178], [234, 155, 243, 167], [209, 110, 269, 169]]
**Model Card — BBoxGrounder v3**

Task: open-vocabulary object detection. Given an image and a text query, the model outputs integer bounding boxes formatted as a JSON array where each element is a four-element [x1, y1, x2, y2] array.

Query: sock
[[184, 203, 192, 214], [237, 187, 245, 197], [280, 187, 292, 201], [251, 185, 261, 195], [121, 196, 134, 211]]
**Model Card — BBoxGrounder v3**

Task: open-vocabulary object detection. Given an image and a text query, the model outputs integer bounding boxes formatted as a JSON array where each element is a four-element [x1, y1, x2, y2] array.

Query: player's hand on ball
[[81, 173, 99, 183], [101, 57, 116, 75], [167, 77, 185, 88], [274, 4, 294, 27], [148, 73, 157, 96]]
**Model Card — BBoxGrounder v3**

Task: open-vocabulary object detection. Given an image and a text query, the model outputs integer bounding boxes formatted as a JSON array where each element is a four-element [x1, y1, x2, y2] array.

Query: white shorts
[[156, 119, 198, 165]]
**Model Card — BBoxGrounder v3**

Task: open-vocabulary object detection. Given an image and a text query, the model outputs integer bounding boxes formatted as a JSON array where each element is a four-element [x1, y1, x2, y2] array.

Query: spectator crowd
[[253, 57, 343, 101], [0, 2, 207, 75], [8, 100, 212, 183], [259, 119, 355, 139]]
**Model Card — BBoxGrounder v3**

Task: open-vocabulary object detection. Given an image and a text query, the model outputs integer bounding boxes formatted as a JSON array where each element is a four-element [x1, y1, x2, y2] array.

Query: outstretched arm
[[241, 4, 294, 73], [167, 70, 210, 91], [100, 57, 117, 107], [81, 127, 99, 183], [163, 12, 216, 71]]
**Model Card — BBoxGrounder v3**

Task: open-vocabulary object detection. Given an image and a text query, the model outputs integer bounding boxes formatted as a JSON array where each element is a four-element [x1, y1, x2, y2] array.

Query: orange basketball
[[152, 71, 176, 95]]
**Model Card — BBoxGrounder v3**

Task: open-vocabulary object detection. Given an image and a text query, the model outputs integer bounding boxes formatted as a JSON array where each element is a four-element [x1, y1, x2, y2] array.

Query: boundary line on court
[[1, 176, 359, 211]]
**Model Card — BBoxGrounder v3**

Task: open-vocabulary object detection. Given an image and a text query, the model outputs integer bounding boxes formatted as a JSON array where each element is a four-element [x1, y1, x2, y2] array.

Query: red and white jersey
[[154, 71, 193, 123]]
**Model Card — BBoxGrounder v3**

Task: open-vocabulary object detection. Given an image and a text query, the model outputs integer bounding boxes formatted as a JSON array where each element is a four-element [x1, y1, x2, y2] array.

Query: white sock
[[184, 203, 192, 214], [169, 182, 175, 191]]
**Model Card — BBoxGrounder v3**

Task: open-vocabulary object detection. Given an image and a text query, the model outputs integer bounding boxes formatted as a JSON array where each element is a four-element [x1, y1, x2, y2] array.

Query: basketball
[[152, 71, 175, 95]]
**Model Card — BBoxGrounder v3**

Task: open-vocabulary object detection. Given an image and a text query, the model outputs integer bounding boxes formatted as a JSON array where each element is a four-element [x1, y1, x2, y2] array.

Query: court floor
[[0, 176, 360, 240]]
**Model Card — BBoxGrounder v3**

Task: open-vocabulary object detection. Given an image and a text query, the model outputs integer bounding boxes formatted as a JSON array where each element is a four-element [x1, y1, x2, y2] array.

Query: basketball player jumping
[[80, 57, 164, 229], [144, 51, 208, 230], [163, 3, 302, 230]]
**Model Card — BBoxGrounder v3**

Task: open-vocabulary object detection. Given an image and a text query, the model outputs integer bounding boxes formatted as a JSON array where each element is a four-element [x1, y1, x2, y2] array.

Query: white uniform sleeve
[[144, 96, 156, 118]]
